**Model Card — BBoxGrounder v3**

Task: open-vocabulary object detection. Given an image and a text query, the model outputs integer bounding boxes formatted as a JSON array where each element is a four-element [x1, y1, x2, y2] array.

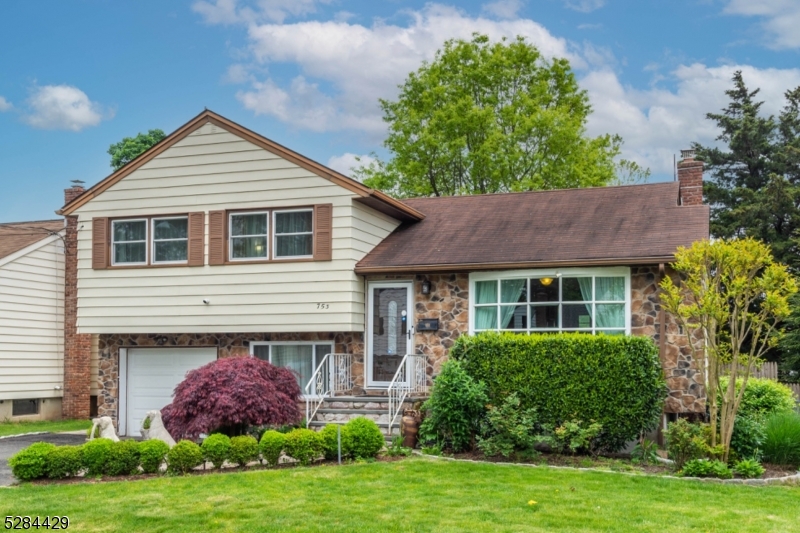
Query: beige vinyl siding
[[73, 122, 400, 334], [0, 235, 65, 400]]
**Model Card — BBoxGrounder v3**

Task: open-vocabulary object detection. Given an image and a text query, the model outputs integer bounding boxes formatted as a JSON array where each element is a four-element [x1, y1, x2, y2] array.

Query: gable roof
[[57, 109, 424, 223], [355, 182, 709, 274], [0, 220, 64, 261]]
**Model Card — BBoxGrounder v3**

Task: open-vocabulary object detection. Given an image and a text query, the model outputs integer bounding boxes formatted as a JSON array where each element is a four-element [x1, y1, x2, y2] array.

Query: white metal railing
[[387, 354, 429, 435], [305, 353, 353, 427]]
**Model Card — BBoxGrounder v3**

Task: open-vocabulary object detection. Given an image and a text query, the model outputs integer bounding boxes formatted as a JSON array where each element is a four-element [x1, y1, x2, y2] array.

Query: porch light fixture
[[156, 336, 168, 346], [421, 279, 432, 295], [539, 277, 553, 286]]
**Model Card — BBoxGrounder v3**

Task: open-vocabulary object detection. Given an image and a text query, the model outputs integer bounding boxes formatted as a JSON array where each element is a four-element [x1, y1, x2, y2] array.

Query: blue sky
[[1, 0, 799, 222]]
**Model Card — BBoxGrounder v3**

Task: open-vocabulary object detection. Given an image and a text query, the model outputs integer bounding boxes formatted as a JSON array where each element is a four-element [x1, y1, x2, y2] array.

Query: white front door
[[366, 280, 414, 388], [124, 347, 218, 437]]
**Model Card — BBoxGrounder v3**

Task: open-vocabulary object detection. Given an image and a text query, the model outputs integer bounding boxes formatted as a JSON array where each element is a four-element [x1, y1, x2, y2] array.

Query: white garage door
[[125, 347, 217, 437]]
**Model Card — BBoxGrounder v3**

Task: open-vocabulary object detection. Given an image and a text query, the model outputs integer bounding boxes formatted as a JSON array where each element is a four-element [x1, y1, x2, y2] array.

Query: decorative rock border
[[413, 451, 800, 486]]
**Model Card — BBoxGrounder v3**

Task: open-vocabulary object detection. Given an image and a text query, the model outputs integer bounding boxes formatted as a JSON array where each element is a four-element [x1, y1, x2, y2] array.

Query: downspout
[[657, 263, 666, 361], [657, 263, 668, 444]]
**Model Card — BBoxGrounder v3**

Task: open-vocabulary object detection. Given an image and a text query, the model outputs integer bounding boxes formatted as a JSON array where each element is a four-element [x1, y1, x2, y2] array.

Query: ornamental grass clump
[[201, 433, 232, 469], [9, 442, 56, 481], [762, 411, 800, 467], [259, 430, 286, 466], [166, 440, 203, 474], [161, 357, 302, 440], [138, 440, 170, 474], [229, 435, 260, 467]]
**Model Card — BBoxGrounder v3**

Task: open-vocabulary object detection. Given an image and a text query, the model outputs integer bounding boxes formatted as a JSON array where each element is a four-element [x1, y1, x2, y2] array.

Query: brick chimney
[[62, 185, 92, 420], [677, 149, 703, 206]]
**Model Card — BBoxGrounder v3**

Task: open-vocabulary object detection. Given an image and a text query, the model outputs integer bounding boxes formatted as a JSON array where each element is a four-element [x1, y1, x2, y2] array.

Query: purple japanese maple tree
[[161, 356, 302, 440]]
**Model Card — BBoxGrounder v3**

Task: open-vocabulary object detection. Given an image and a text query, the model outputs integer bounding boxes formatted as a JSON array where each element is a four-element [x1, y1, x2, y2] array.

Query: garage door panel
[[126, 348, 217, 437]]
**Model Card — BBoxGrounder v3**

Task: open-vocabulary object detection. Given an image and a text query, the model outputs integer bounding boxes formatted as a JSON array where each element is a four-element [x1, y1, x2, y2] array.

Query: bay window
[[471, 268, 629, 335]]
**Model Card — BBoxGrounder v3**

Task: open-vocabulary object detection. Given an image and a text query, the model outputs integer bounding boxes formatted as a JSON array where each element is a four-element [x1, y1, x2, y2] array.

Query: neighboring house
[[56, 110, 709, 437], [0, 220, 66, 420]]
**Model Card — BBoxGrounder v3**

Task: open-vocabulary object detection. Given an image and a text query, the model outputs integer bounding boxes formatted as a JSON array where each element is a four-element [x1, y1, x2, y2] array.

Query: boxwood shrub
[[139, 439, 170, 474], [106, 440, 141, 476], [166, 440, 203, 474], [81, 438, 115, 476], [283, 428, 322, 466], [342, 417, 384, 459], [45, 445, 83, 479], [259, 430, 286, 466], [451, 332, 667, 451], [8, 442, 56, 481], [228, 435, 260, 467], [201, 433, 232, 469]]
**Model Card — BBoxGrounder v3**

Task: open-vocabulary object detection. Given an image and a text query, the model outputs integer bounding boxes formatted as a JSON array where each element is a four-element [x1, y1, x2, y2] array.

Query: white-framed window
[[152, 216, 188, 264], [111, 219, 148, 265], [273, 209, 313, 258], [250, 342, 334, 396], [229, 211, 268, 260], [469, 267, 630, 335]]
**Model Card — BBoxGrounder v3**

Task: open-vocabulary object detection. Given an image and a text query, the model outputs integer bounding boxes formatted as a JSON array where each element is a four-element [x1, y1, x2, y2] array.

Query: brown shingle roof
[[0, 220, 64, 260], [356, 182, 709, 273]]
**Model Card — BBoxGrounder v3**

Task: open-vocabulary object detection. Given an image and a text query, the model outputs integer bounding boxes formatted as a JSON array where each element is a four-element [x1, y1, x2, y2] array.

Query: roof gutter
[[355, 256, 678, 275]]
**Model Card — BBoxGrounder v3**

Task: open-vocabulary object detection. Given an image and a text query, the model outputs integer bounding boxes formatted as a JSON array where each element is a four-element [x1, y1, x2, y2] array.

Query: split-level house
[[56, 110, 709, 437]]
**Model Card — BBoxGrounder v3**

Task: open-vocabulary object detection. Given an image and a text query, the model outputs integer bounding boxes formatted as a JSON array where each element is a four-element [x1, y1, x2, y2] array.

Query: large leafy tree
[[695, 72, 800, 380], [694, 72, 800, 272], [107, 129, 166, 171], [356, 34, 636, 197]]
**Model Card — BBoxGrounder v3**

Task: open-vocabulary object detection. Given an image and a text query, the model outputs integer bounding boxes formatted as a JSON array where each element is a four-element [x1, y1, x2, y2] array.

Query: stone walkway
[[0, 433, 86, 486]]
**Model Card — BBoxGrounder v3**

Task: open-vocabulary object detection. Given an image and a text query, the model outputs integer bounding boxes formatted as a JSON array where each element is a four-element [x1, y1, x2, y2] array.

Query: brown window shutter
[[91, 217, 108, 270], [313, 204, 333, 261], [208, 210, 226, 265], [187, 212, 205, 266]]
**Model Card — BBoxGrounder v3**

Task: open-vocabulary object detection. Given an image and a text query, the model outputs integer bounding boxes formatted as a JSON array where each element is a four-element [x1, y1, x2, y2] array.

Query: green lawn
[[2, 457, 799, 532], [0, 419, 90, 437]]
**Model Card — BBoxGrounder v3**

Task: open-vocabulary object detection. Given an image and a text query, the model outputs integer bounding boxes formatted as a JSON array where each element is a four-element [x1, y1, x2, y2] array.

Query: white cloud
[[0, 96, 11, 112], [482, 0, 524, 20], [193, 0, 330, 24], [23, 85, 110, 131], [223, 63, 254, 84], [563, 0, 605, 13], [236, 4, 578, 134], [724, 0, 800, 49], [582, 64, 800, 174], [327, 152, 375, 177]]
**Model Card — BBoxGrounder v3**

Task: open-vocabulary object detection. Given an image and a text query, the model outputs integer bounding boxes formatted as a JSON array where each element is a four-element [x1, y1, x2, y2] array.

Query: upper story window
[[230, 212, 268, 260], [112, 219, 147, 265], [470, 268, 629, 335], [152, 217, 188, 264], [274, 209, 313, 258]]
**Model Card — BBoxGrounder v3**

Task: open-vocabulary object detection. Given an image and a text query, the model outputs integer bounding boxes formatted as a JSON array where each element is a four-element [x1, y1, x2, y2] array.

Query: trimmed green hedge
[[451, 332, 667, 451]]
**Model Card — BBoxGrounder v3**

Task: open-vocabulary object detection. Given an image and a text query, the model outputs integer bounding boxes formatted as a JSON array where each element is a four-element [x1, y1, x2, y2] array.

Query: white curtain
[[500, 279, 526, 329]]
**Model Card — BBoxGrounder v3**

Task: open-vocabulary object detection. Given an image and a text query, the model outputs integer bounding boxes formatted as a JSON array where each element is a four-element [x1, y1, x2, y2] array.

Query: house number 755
[[316, 303, 330, 309]]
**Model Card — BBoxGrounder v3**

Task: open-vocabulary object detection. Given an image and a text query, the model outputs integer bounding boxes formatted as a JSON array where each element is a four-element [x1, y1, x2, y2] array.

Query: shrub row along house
[[4, 110, 709, 436]]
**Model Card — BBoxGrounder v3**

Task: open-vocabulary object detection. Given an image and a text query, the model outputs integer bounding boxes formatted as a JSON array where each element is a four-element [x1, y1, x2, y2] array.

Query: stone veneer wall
[[631, 266, 705, 414], [97, 332, 363, 423]]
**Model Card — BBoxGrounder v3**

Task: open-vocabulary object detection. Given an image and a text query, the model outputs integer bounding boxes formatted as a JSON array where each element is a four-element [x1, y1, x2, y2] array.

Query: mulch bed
[[448, 450, 797, 480]]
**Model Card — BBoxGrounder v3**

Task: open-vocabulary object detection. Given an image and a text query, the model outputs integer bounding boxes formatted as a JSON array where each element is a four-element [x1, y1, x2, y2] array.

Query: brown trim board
[[57, 110, 424, 223]]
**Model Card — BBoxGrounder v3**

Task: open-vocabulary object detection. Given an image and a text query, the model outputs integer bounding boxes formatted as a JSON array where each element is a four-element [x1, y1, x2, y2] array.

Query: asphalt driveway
[[0, 433, 86, 486]]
